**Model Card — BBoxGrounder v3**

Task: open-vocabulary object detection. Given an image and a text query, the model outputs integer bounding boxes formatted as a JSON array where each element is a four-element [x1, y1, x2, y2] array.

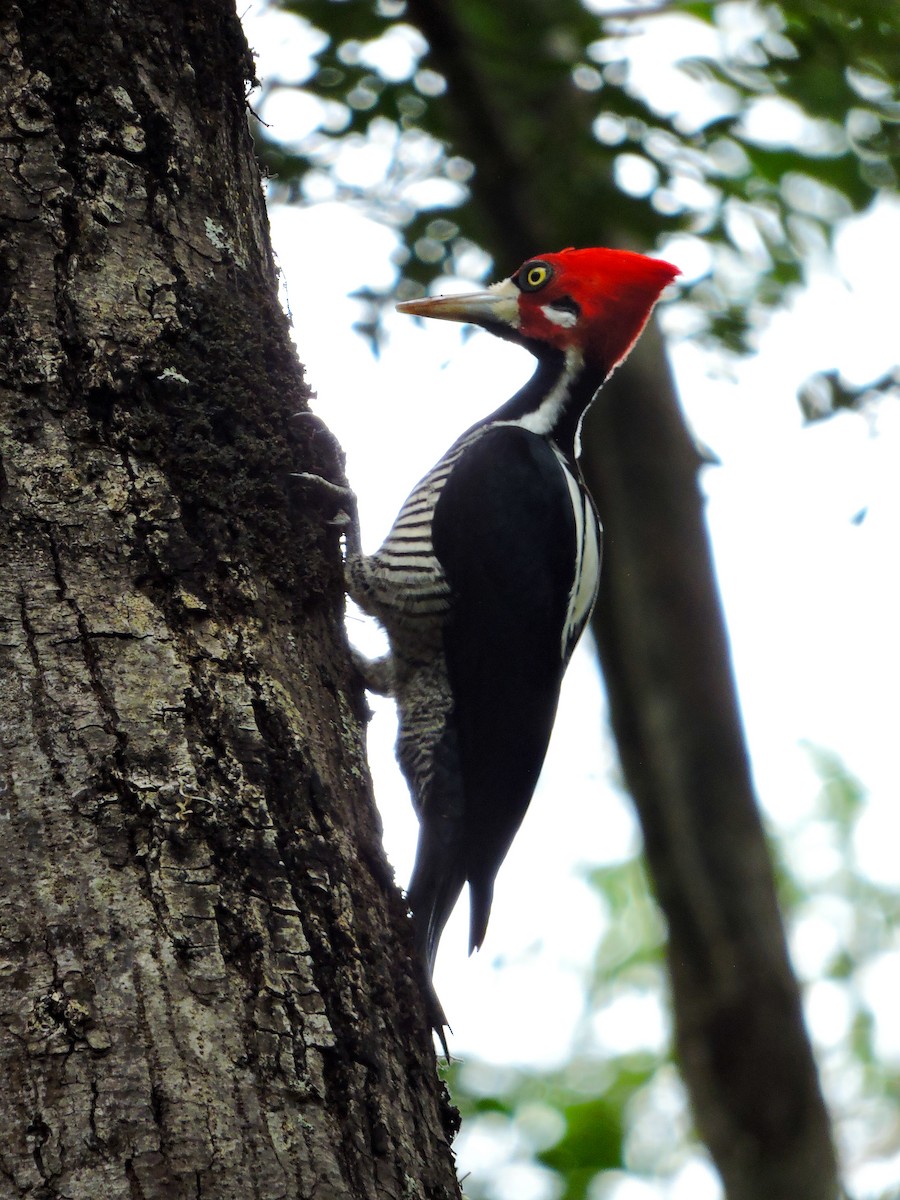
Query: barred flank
[[362, 428, 486, 620]]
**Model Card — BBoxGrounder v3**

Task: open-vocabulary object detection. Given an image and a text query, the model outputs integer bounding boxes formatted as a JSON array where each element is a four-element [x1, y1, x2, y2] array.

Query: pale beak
[[396, 280, 519, 330]]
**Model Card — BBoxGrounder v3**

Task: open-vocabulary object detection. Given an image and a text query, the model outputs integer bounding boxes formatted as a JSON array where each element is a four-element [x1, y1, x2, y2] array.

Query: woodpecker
[[346, 247, 679, 1038]]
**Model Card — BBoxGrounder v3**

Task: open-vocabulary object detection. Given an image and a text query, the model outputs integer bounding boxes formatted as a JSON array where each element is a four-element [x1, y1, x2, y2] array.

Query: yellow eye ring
[[517, 261, 553, 292]]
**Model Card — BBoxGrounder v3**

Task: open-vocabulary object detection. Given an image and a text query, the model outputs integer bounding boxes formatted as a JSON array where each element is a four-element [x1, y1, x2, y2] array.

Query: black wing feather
[[429, 425, 578, 952]]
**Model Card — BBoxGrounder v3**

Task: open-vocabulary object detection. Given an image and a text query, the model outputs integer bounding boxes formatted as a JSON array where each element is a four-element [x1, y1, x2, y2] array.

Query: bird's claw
[[289, 410, 347, 461], [424, 977, 453, 1061], [348, 646, 394, 696], [292, 470, 353, 504], [292, 472, 362, 557]]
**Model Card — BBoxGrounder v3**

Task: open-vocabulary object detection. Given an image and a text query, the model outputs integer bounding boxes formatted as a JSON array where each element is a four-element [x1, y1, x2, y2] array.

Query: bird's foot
[[424, 977, 453, 1061], [289, 409, 347, 462], [292, 471, 362, 558], [348, 646, 394, 697]]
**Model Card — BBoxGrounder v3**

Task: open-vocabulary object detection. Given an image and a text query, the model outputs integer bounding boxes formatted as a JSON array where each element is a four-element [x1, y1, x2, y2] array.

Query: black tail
[[406, 833, 466, 977], [467, 874, 495, 956], [406, 834, 463, 1059]]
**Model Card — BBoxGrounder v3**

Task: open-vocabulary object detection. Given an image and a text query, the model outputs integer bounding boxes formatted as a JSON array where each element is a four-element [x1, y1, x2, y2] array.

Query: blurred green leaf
[[538, 1096, 624, 1198], [443, 745, 900, 1199], [797, 367, 900, 422]]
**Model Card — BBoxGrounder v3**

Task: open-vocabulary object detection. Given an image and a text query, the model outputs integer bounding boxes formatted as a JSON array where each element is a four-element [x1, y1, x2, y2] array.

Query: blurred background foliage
[[248, 0, 899, 1194], [255, 0, 898, 414], [441, 749, 900, 1199]]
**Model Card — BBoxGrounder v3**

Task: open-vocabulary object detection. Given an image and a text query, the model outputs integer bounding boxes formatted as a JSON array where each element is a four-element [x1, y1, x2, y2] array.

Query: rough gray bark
[[0, 3, 460, 1197], [397, 2, 840, 1196]]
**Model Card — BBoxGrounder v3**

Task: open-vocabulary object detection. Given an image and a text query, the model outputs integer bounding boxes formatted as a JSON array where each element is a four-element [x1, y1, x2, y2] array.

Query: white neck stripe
[[509, 346, 584, 438]]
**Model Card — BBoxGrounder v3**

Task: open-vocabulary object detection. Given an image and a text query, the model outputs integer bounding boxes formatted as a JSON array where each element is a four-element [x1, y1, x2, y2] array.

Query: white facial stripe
[[488, 277, 522, 327], [541, 304, 578, 329]]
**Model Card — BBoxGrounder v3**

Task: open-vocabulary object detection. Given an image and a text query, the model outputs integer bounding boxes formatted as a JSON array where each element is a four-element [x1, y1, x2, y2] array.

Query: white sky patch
[[590, 12, 735, 133], [853, 795, 900, 887], [589, 1173, 663, 1200], [858, 953, 900, 1063], [591, 989, 669, 1055], [259, 87, 323, 144], [244, 7, 325, 84], [740, 96, 845, 154], [804, 979, 854, 1050], [358, 24, 427, 81], [670, 1160, 724, 1200], [789, 897, 854, 981], [614, 152, 659, 198]]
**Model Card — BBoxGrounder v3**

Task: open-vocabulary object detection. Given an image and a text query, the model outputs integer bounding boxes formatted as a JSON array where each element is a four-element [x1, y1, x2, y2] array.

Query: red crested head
[[509, 247, 680, 370], [398, 246, 679, 379]]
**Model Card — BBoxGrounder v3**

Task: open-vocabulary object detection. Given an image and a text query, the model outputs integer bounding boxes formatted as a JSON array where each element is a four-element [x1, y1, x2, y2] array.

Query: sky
[[243, 3, 900, 1195]]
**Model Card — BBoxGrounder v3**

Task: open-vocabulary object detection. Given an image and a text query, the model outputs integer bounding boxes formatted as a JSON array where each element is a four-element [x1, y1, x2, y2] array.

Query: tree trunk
[[0, 3, 460, 1197]]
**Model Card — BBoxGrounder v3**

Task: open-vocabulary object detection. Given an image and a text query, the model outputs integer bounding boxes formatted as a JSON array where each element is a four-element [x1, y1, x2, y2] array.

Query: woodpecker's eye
[[517, 261, 553, 292]]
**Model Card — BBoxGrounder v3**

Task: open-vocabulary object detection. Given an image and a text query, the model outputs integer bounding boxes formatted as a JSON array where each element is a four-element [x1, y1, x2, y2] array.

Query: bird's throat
[[492, 346, 603, 460]]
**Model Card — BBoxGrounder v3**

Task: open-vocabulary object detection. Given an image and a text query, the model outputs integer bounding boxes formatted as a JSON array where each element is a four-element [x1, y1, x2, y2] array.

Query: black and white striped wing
[[364, 431, 481, 624]]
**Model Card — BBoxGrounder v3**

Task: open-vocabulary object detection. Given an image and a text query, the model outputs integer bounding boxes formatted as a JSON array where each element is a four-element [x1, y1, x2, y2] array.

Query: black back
[[431, 424, 577, 951]]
